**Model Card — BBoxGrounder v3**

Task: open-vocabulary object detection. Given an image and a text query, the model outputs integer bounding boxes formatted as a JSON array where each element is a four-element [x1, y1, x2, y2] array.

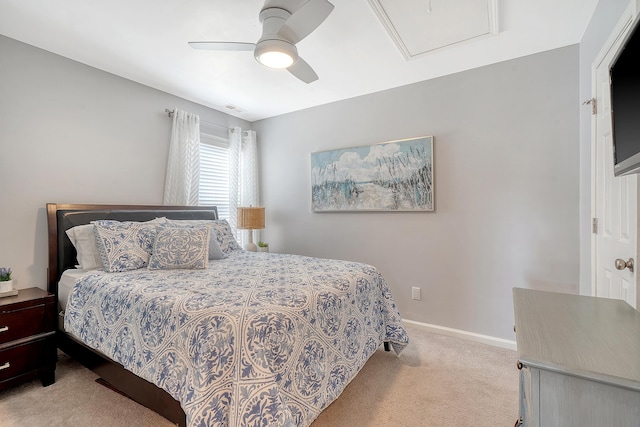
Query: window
[[198, 132, 230, 220]]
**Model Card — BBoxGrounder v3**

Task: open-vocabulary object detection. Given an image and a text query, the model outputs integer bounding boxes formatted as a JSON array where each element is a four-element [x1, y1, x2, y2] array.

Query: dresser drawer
[[0, 337, 52, 383], [0, 304, 48, 345]]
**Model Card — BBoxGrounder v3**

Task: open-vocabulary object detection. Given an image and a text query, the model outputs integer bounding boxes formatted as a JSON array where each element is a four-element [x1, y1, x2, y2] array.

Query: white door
[[593, 3, 638, 308]]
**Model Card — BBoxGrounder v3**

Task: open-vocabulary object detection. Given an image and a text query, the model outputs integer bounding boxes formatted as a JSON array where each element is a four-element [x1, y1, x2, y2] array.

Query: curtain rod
[[165, 109, 232, 131]]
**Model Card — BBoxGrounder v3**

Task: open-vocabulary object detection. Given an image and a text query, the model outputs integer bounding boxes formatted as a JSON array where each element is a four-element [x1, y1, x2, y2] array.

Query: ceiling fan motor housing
[[254, 39, 299, 68], [258, 7, 292, 42], [255, 7, 299, 68]]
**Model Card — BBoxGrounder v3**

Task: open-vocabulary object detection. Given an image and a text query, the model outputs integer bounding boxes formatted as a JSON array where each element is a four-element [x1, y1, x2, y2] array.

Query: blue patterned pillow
[[93, 220, 157, 272], [148, 225, 210, 270], [166, 219, 242, 254], [207, 236, 224, 260], [210, 219, 243, 253], [162, 222, 224, 260]]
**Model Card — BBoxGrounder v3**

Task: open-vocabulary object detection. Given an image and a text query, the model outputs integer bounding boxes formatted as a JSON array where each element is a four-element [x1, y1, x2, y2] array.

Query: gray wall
[[0, 35, 250, 290], [578, 0, 633, 296], [254, 46, 580, 341]]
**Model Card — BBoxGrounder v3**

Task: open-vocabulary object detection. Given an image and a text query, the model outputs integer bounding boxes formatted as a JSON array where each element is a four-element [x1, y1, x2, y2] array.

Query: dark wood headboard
[[46, 203, 219, 297]]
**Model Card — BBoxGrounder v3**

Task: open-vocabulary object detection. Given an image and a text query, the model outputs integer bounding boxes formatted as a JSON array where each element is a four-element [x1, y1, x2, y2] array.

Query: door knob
[[615, 258, 634, 273]]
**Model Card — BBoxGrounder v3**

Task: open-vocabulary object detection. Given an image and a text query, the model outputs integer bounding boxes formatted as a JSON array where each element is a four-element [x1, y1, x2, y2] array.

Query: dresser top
[[513, 287, 640, 390]]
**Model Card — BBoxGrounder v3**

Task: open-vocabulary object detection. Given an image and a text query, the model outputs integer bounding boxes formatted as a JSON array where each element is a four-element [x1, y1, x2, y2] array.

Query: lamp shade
[[237, 207, 265, 230]]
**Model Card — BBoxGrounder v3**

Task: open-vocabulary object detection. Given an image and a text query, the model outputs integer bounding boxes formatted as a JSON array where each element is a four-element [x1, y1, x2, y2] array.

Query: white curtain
[[228, 127, 259, 246], [163, 109, 201, 206]]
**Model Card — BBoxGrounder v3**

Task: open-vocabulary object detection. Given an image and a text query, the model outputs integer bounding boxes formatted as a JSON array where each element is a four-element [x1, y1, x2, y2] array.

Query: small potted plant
[[257, 241, 269, 253], [0, 267, 13, 293]]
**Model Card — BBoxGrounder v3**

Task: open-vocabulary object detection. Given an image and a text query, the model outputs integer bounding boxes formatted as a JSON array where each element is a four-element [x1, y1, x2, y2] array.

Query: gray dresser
[[513, 287, 640, 427]]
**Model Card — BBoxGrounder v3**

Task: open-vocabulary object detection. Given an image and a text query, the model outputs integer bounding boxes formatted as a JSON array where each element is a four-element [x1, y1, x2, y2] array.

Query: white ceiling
[[0, 0, 598, 122]]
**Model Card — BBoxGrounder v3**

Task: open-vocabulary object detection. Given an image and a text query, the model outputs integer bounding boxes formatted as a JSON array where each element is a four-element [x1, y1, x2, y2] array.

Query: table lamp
[[237, 206, 265, 252]]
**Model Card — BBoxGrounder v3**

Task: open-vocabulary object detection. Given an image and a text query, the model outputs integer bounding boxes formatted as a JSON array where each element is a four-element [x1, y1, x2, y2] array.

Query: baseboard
[[402, 319, 517, 351]]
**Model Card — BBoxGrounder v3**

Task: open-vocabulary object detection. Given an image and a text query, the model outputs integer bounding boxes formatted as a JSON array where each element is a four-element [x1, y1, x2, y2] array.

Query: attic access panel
[[369, 0, 499, 60]]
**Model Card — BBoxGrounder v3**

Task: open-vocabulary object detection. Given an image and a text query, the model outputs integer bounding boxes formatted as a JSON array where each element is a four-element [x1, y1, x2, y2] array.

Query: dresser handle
[[0, 326, 8, 333], [0, 362, 9, 371]]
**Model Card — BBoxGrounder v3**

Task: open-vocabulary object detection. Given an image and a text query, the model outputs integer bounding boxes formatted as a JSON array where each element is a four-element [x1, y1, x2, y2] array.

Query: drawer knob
[[0, 362, 10, 371], [0, 326, 8, 333]]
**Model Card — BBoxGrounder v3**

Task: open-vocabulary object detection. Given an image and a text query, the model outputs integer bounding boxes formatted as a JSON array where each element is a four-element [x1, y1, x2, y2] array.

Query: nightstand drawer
[[0, 337, 51, 383], [0, 304, 48, 345]]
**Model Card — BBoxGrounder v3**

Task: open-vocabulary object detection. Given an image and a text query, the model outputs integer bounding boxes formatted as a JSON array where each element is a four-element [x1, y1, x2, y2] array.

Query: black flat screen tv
[[611, 18, 640, 177]]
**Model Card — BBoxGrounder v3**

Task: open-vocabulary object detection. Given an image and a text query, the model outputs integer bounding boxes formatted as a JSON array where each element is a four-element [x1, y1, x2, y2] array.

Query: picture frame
[[311, 136, 434, 212]]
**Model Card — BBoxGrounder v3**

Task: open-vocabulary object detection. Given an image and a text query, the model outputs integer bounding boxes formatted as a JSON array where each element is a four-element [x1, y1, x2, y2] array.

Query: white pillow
[[66, 224, 103, 270], [65, 217, 167, 270]]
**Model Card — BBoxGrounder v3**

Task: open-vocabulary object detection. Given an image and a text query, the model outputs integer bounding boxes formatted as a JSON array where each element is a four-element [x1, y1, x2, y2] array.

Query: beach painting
[[311, 136, 434, 212]]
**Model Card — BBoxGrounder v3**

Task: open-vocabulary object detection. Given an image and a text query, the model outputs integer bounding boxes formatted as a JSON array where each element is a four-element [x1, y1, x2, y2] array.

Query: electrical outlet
[[411, 287, 421, 301]]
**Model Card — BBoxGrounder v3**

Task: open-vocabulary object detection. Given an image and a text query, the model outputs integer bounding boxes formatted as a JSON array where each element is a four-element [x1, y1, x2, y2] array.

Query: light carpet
[[0, 323, 519, 426]]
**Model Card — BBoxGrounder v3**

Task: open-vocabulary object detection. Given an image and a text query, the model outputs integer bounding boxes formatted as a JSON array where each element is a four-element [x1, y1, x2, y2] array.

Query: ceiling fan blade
[[288, 57, 318, 83], [188, 42, 255, 51], [278, 0, 334, 44]]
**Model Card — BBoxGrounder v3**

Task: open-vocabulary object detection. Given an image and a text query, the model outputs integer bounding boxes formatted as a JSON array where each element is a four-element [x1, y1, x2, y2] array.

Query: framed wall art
[[311, 136, 434, 212]]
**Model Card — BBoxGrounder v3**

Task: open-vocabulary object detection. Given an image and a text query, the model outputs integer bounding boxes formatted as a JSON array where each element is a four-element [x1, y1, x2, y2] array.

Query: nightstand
[[0, 287, 56, 392]]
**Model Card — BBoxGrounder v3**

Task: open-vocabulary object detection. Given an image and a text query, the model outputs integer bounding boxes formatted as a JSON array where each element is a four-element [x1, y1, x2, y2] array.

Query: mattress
[[58, 268, 90, 312]]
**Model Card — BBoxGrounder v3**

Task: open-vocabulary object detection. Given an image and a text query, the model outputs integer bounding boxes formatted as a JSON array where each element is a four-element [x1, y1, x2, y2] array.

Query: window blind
[[199, 133, 230, 220]]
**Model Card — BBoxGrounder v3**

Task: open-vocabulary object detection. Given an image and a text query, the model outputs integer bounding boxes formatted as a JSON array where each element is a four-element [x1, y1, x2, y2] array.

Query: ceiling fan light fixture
[[258, 51, 294, 68], [255, 39, 298, 69]]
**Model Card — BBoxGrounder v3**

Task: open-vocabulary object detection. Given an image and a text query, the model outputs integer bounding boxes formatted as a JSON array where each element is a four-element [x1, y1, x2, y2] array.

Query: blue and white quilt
[[64, 251, 409, 427]]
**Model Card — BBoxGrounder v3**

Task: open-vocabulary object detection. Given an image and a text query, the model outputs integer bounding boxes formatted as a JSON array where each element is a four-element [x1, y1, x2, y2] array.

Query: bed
[[46, 203, 409, 427]]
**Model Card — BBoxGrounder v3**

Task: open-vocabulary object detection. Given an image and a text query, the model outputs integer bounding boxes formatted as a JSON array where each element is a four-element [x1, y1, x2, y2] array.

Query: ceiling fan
[[189, 0, 334, 83]]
